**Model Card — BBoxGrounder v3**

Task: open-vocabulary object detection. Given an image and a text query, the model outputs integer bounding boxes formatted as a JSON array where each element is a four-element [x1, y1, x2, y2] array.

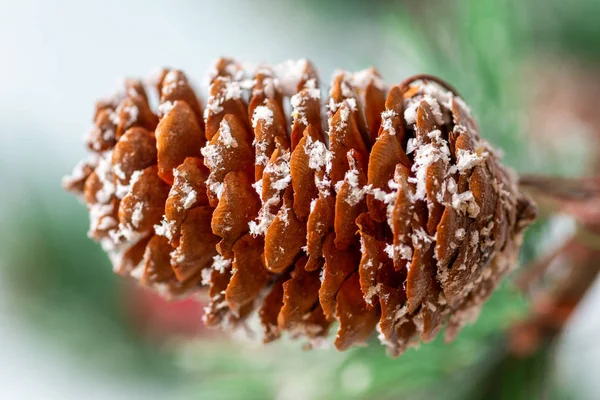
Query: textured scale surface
[[63, 59, 536, 356]]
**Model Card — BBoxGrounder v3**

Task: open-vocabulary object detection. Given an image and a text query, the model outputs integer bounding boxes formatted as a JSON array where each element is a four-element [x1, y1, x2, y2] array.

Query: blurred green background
[[1, 0, 599, 399]]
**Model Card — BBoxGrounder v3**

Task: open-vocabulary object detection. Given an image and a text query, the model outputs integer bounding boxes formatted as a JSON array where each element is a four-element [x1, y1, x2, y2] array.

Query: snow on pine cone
[[63, 58, 536, 356]]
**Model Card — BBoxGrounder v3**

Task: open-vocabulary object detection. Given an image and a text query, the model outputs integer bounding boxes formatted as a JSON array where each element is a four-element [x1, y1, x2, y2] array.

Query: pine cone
[[63, 58, 536, 355]]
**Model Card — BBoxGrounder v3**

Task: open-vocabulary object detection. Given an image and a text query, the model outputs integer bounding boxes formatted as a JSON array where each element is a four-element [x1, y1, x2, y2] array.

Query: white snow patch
[[451, 191, 481, 218], [212, 255, 231, 273], [131, 202, 144, 228], [381, 110, 397, 135], [252, 105, 274, 129]]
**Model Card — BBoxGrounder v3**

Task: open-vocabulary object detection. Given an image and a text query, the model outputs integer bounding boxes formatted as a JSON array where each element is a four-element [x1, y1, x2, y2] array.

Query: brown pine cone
[[63, 59, 536, 355]]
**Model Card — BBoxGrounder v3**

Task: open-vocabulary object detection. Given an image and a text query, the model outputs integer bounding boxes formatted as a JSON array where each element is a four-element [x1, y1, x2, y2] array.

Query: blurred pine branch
[[0, 192, 179, 384]]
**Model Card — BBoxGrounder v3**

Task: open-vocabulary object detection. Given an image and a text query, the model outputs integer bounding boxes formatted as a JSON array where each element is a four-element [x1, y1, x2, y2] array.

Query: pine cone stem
[[512, 174, 600, 356], [519, 175, 600, 201]]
